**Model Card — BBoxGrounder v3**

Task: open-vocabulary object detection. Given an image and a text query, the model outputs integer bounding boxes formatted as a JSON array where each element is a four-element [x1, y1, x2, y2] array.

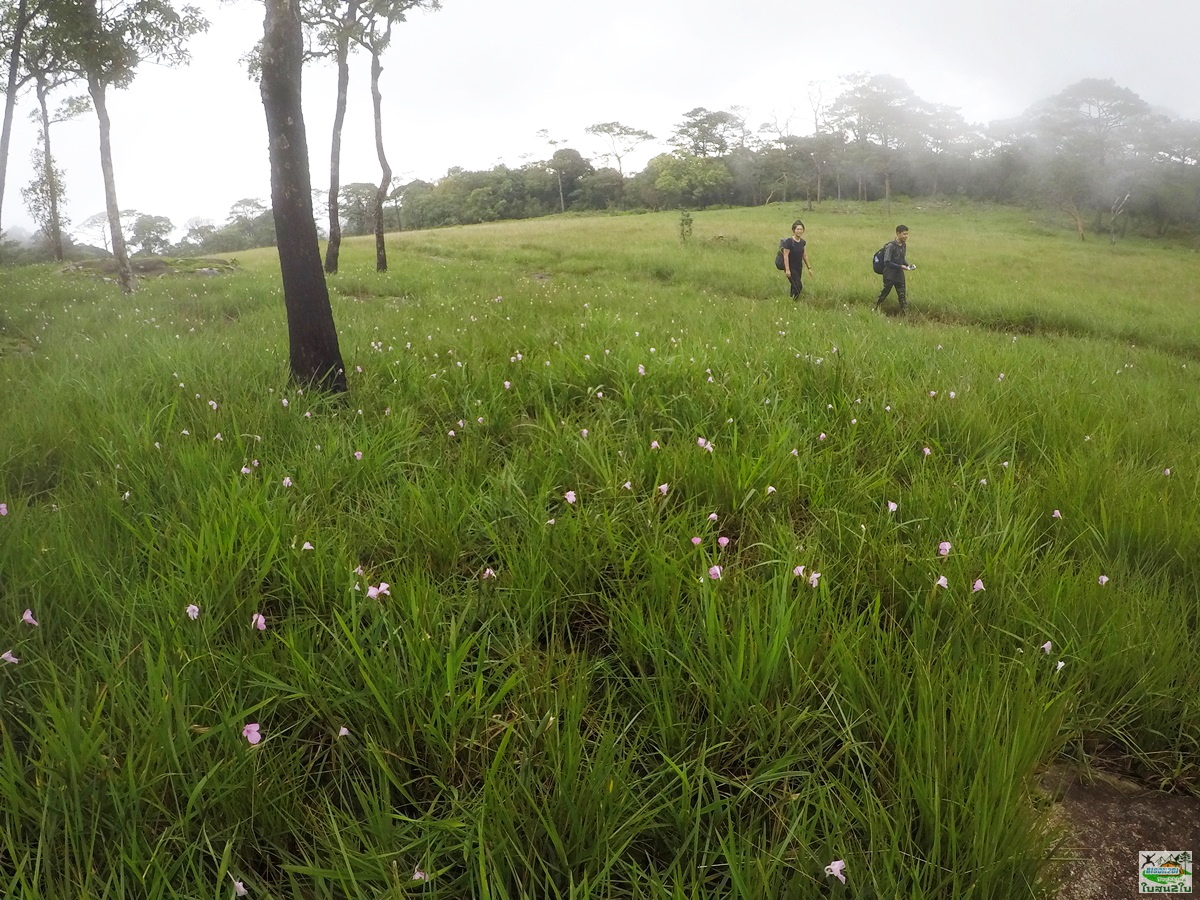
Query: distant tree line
[[387, 76, 1200, 242]]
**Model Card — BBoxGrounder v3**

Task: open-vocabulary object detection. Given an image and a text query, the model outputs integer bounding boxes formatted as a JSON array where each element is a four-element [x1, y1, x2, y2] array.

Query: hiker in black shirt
[[875, 224, 915, 312], [781, 219, 813, 300]]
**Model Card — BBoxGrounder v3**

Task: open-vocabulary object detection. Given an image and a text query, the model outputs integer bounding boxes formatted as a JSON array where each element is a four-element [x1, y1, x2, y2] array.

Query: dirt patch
[[62, 257, 238, 279], [1043, 765, 1200, 898]]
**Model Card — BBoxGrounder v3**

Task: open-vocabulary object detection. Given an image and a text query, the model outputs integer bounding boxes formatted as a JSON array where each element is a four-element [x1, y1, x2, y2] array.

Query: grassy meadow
[[0, 201, 1198, 898]]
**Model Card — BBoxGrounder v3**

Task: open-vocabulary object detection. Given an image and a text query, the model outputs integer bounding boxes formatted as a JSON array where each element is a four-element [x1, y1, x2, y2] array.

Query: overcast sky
[[1, 0, 1194, 237]]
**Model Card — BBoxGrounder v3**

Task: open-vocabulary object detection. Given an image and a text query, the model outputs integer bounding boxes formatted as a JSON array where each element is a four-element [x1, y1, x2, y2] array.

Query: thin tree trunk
[[556, 171, 565, 213], [87, 73, 135, 293], [815, 170, 822, 203], [35, 76, 64, 261], [262, 0, 346, 392], [370, 43, 389, 272], [0, 0, 30, 233], [323, 0, 359, 275]]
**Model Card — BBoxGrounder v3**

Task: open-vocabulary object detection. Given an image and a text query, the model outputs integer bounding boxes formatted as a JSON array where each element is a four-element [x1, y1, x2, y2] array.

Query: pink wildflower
[[825, 860, 846, 884], [242, 723, 262, 745], [21, 609, 38, 626]]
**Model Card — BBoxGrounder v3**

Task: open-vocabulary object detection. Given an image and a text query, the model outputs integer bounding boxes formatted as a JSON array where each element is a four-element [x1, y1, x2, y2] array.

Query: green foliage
[[1, 202, 1197, 897]]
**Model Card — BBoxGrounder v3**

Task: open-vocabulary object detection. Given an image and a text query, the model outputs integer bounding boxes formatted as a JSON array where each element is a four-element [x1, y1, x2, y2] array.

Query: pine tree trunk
[[323, 0, 359, 275], [0, 0, 29, 233], [88, 73, 135, 293], [370, 44, 389, 272], [262, 0, 347, 393], [36, 78, 64, 261]]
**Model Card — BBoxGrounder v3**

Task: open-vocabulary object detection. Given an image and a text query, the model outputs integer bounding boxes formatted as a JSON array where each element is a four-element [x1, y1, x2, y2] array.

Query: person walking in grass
[[781, 219, 813, 300], [875, 224, 915, 313]]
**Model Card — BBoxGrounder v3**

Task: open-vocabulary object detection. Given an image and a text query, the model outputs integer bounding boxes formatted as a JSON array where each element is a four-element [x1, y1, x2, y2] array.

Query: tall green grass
[[0, 201, 1197, 897]]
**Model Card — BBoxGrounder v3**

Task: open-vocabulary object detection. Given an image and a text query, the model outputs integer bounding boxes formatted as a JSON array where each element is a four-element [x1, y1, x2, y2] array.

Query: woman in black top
[[781, 219, 813, 300]]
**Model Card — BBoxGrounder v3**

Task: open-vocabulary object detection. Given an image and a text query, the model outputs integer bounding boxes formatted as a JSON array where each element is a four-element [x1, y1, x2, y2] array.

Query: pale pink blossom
[[717, 537, 730, 548], [887, 501, 898, 512], [282, 476, 293, 488], [412, 867, 429, 882], [251, 613, 267, 631], [972, 579, 985, 592], [367, 583, 391, 599], [767, 486, 776, 494], [691, 537, 702, 546], [818, 433, 827, 441], [337, 726, 350, 738], [1041, 641, 1052, 654], [301, 541, 314, 551], [503, 381, 511, 389], [565, 490, 577, 504], [808, 572, 821, 588], [240, 466, 252, 475], [21, 609, 38, 626], [231, 876, 248, 896], [708, 565, 722, 580], [481, 568, 496, 580], [658, 483, 669, 495], [923, 447, 931, 456], [936, 576, 948, 589], [708, 513, 718, 522], [650, 440, 660, 449], [1098, 575, 1109, 585], [354, 451, 363, 460], [242, 723, 262, 745], [825, 860, 846, 884], [186, 604, 200, 620], [793, 565, 806, 577], [1056, 660, 1065, 671], [622, 481, 632, 490], [580, 429, 589, 438], [0, 503, 7, 516], [1, 650, 18, 664], [1052, 509, 1062, 519], [938, 541, 951, 556], [1164, 468, 1171, 476]]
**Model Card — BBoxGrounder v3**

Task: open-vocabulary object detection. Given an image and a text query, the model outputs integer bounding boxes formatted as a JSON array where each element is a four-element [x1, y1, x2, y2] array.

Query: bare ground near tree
[[1043, 764, 1200, 898], [62, 257, 238, 278]]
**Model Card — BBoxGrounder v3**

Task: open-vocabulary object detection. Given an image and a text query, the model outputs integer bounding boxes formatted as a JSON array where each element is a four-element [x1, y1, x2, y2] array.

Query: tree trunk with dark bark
[[323, 0, 359, 275], [35, 76, 65, 261], [370, 42, 389, 272], [87, 72, 135, 293], [0, 0, 29, 233], [261, 0, 347, 393]]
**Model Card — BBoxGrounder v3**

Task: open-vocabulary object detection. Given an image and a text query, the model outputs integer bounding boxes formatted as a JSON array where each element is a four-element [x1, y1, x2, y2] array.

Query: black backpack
[[871, 243, 890, 275], [775, 238, 787, 271]]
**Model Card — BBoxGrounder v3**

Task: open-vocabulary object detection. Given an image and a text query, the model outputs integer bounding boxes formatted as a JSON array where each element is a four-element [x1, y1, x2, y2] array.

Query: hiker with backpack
[[777, 220, 813, 300], [873, 224, 916, 313]]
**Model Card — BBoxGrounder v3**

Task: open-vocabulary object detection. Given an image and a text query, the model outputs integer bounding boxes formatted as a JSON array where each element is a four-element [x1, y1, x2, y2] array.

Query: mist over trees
[[384, 75, 1200, 243]]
